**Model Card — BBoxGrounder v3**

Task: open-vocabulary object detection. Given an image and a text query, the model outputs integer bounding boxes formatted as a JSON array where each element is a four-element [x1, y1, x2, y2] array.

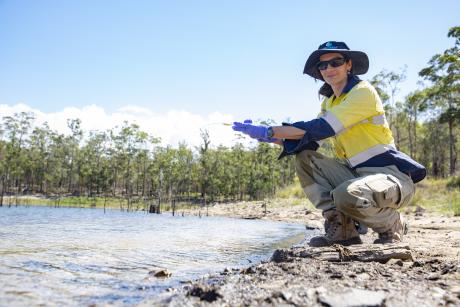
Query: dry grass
[[409, 178, 460, 216], [276, 178, 304, 199]]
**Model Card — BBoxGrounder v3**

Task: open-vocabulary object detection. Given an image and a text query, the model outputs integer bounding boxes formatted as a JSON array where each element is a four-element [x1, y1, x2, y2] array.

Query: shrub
[[447, 176, 460, 189], [276, 183, 304, 199]]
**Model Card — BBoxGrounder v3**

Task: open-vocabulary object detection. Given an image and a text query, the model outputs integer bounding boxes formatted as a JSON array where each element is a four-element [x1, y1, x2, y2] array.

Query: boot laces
[[325, 214, 341, 239]]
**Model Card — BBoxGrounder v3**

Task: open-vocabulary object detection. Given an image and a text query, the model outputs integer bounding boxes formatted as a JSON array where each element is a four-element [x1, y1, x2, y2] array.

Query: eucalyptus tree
[[206, 145, 233, 200], [173, 143, 194, 199], [158, 146, 179, 201], [369, 68, 407, 148], [404, 89, 429, 159], [198, 129, 211, 202], [1, 112, 35, 199], [230, 143, 250, 200], [46, 132, 68, 196], [247, 143, 276, 199], [65, 119, 83, 193], [135, 145, 149, 197], [80, 131, 109, 196], [419, 26, 460, 175], [27, 123, 54, 193], [111, 122, 150, 210], [419, 119, 450, 177], [131, 130, 150, 197], [0, 122, 5, 205]]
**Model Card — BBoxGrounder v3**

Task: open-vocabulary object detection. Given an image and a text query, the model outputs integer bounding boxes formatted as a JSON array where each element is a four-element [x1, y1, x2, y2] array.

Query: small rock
[[149, 269, 172, 278], [415, 205, 425, 216], [222, 267, 232, 275], [427, 273, 440, 280], [403, 261, 414, 268], [356, 273, 371, 281], [188, 285, 222, 302], [330, 272, 343, 279], [272, 290, 292, 301], [387, 259, 404, 266], [431, 287, 446, 298], [271, 249, 291, 263], [318, 288, 386, 307], [240, 267, 255, 274], [450, 286, 460, 295]]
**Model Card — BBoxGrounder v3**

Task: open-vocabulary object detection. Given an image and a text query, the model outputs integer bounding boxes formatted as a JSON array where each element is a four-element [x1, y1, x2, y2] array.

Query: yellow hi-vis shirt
[[321, 80, 396, 167]]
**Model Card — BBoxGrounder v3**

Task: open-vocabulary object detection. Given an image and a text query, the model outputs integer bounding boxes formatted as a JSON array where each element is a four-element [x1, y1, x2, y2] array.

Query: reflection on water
[[0, 206, 305, 306]]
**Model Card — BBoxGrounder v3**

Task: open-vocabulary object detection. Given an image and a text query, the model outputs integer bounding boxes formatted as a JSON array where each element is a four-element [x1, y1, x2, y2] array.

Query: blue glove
[[232, 120, 269, 139]]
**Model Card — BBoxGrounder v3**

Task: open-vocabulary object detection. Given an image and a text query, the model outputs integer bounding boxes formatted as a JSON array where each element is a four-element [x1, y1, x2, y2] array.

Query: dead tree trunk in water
[[153, 169, 163, 214], [0, 175, 4, 207], [148, 197, 162, 214]]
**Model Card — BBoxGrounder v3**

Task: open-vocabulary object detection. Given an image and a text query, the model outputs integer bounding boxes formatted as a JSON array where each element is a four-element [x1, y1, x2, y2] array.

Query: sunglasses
[[316, 57, 347, 71]]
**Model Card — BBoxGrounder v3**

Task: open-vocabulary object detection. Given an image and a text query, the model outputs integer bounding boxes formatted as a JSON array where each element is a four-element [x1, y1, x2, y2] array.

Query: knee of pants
[[331, 181, 374, 215], [332, 183, 354, 212]]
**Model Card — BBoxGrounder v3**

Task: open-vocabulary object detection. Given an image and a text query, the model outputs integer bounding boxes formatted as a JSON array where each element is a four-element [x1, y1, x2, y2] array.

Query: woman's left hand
[[232, 121, 269, 139]]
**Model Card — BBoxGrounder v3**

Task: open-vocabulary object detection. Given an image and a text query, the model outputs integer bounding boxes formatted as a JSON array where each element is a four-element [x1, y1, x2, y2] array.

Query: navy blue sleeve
[[290, 118, 335, 141], [277, 119, 335, 159]]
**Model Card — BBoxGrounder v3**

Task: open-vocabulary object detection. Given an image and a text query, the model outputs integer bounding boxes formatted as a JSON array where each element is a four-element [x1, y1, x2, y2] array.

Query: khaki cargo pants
[[295, 150, 415, 233]]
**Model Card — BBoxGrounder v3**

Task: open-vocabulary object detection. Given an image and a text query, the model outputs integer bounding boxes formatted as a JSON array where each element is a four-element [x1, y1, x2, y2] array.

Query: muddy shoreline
[[140, 201, 460, 306]]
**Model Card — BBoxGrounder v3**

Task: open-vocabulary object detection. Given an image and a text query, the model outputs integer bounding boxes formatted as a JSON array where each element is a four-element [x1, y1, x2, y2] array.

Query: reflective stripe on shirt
[[322, 112, 388, 136], [322, 111, 344, 133]]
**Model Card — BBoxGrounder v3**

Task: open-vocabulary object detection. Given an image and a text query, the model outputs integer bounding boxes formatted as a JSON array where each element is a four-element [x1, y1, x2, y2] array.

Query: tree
[[66, 119, 83, 193], [1, 112, 35, 202], [198, 129, 211, 203], [419, 26, 460, 175], [404, 89, 429, 159], [369, 67, 407, 148], [28, 123, 54, 193]]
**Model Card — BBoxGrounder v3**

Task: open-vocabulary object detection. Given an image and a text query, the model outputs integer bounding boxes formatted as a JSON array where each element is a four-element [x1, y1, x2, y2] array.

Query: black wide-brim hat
[[303, 41, 369, 80]]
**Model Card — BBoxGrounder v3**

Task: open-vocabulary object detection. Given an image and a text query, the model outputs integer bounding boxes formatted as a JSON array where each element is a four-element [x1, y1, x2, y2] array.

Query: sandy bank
[[141, 200, 460, 306]]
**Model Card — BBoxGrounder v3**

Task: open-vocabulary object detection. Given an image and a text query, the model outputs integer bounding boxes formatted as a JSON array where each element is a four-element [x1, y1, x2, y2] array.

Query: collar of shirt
[[329, 75, 361, 102], [342, 75, 361, 94]]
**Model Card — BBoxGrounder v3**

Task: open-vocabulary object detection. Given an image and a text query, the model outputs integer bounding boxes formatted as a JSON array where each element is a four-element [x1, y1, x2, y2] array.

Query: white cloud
[[0, 103, 255, 148]]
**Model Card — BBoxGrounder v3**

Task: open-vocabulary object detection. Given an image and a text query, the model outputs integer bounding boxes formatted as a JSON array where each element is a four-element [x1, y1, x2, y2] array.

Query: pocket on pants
[[364, 174, 401, 209]]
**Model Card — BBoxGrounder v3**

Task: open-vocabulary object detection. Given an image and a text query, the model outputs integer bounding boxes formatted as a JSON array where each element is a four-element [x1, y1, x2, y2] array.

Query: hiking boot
[[374, 213, 408, 244], [309, 210, 362, 247]]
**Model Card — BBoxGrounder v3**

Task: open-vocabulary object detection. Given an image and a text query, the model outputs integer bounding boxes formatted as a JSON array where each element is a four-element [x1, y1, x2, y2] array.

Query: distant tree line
[[0, 114, 296, 207]]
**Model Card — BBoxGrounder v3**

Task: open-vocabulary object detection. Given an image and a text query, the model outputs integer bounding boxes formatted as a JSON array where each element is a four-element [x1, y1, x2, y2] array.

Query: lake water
[[0, 206, 306, 306]]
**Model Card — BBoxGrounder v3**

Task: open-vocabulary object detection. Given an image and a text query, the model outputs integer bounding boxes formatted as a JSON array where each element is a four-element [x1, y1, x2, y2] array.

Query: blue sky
[[0, 0, 459, 145]]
